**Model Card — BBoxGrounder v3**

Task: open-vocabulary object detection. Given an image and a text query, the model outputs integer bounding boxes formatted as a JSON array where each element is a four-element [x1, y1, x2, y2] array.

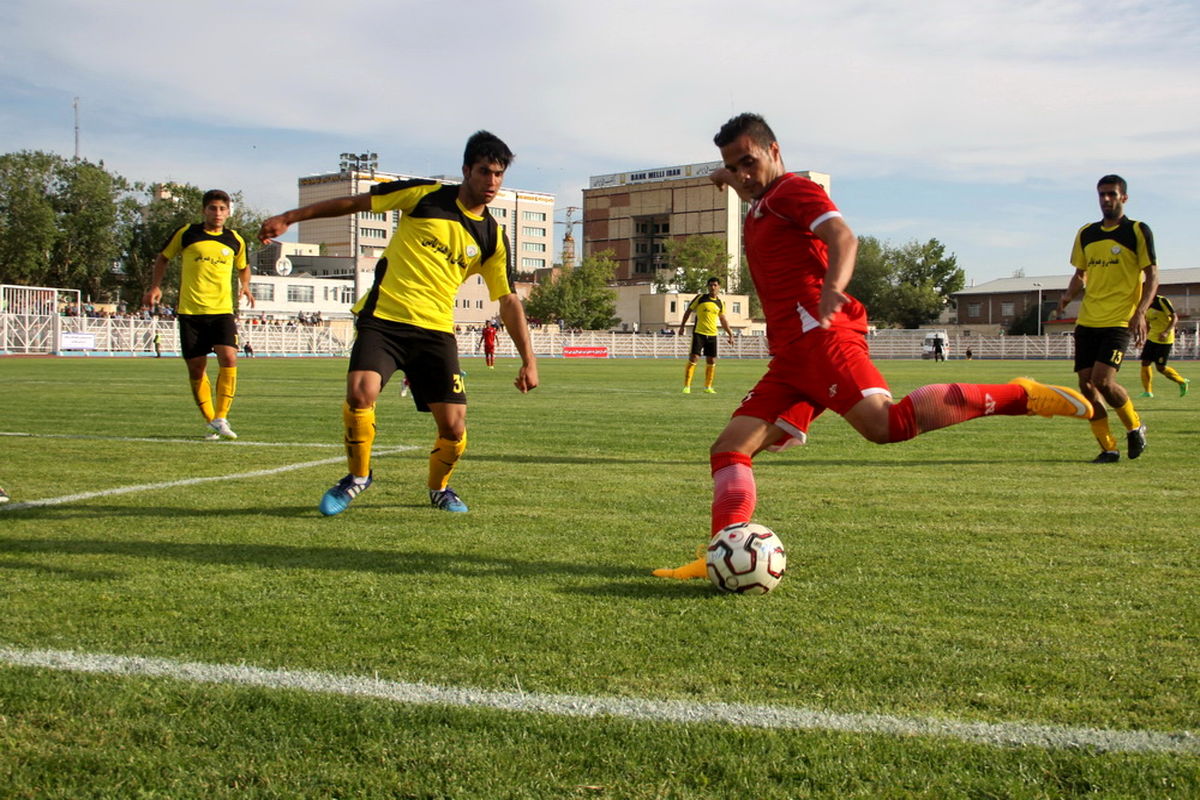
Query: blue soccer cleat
[[320, 472, 372, 516], [429, 486, 468, 512]]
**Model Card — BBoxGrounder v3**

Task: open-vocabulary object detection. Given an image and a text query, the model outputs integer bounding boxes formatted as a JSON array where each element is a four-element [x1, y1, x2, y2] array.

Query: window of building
[[476, 300, 483, 309], [967, 303, 981, 318], [492, 207, 507, 218], [250, 282, 274, 302], [360, 227, 387, 239], [1000, 302, 1014, 317], [522, 210, 546, 221], [521, 257, 545, 268], [669, 301, 677, 313], [523, 242, 546, 252], [359, 211, 386, 221], [287, 285, 315, 303], [732, 302, 742, 314], [522, 226, 544, 237], [341, 287, 357, 303]]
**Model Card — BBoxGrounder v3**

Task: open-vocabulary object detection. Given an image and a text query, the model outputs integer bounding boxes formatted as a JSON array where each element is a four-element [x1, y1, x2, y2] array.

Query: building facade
[[582, 162, 831, 287]]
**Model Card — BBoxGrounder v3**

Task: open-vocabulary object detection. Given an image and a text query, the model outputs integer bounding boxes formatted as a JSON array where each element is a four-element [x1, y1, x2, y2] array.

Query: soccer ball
[[706, 522, 786, 594]]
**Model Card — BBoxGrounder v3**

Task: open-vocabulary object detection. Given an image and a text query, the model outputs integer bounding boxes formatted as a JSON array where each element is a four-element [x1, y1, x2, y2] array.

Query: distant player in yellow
[[1056, 174, 1156, 463], [258, 131, 538, 516], [679, 277, 734, 393], [1139, 294, 1189, 398], [143, 189, 254, 440]]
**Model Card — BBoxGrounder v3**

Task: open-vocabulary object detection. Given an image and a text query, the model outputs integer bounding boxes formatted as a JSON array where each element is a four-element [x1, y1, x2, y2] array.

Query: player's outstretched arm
[[258, 195, 373, 243], [499, 293, 538, 393]]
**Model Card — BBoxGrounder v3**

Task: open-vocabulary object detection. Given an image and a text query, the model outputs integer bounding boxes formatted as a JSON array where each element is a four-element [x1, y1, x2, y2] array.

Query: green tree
[[846, 235, 892, 316], [47, 159, 130, 300], [655, 236, 730, 293], [525, 250, 619, 330], [0, 151, 64, 286], [733, 253, 762, 318], [888, 238, 964, 328]]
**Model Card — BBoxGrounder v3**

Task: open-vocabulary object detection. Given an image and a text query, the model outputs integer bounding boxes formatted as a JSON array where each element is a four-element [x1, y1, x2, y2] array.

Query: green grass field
[[1, 355, 1197, 799]]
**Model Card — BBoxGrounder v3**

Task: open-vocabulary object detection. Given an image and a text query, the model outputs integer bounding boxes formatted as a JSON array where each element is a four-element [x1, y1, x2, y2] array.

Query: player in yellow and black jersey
[[1056, 175, 1157, 463], [1139, 294, 1190, 398], [678, 276, 734, 393], [259, 131, 539, 516], [143, 189, 254, 440]]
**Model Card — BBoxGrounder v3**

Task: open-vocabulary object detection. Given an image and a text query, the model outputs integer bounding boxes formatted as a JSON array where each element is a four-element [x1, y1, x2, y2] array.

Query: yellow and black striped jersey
[[353, 179, 512, 333], [687, 294, 724, 336], [1146, 295, 1176, 345], [1070, 217, 1155, 328], [159, 224, 248, 315]]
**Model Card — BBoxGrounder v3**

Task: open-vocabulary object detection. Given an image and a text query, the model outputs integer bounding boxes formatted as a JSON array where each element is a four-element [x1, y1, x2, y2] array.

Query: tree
[[47, 159, 130, 300], [0, 151, 62, 286], [845, 235, 964, 328], [655, 236, 729, 293], [524, 250, 619, 330], [733, 253, 762, 318], [846, 235, 892, 317]]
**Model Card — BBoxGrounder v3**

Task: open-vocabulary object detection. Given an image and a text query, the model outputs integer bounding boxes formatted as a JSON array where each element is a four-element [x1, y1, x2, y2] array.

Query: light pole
[[1032, 282, 1043, 336], [339, 152, 378, 300]]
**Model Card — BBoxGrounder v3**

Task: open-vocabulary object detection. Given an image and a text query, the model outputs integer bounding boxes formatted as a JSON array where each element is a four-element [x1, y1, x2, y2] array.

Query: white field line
[[0, 446, 416, 511], [1, 646, 1196, 755], [0, 431, 343, 448]]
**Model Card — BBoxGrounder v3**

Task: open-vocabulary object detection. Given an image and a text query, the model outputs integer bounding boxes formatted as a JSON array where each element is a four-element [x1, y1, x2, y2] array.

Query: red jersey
[[743, 173, 868, 349], [480, 326, 498, 350]]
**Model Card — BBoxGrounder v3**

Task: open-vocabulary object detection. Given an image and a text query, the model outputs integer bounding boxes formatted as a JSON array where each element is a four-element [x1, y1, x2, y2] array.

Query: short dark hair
[[714, 113, 777, 149], [1097, 174, 1127, 194], [202, 189, 231, 207], [464, 131, 514, 170], [706, 277, 720, 285]]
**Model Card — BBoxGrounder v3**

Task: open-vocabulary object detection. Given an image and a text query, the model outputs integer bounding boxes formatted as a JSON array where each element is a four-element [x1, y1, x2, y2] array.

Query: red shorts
[[733, 328, 891, 449]]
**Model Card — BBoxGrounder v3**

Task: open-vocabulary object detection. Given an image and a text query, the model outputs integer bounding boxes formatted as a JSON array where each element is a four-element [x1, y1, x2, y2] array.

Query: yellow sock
[[1163, 366, 1186, 385], [1113, 400, 1141, 432], [343, 402, 376, 478], [428, 432, 467, 491], [683, 363, 696, 388], [214, 366, 237, 419], [1140, 365, 1153, 394], [705, 364, 715, 388], [1090, 418, 1117, 453], [190, 373, 214, 422]]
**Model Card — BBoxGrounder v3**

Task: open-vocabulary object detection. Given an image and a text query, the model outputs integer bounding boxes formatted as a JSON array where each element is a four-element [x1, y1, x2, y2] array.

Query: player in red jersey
[[480, 322, 499, 368], [654, 113, 1095, 581]]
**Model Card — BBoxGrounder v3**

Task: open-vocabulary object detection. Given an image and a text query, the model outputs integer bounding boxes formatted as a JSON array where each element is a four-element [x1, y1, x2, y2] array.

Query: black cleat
[[1126, 424, 1147, 460], [1091, 451, 1120, 464]]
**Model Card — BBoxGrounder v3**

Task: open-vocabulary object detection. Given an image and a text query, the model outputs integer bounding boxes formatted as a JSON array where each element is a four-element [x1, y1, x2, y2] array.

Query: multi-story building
[[582, 161, 831, 287]]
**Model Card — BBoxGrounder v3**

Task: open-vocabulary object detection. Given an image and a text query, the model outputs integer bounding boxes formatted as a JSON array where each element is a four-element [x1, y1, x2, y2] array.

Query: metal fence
[[3, 313, 1197, 361]]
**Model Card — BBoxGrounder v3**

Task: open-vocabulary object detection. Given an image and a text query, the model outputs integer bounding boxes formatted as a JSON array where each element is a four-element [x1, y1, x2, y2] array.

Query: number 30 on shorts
[[453, 373, 465, 393]]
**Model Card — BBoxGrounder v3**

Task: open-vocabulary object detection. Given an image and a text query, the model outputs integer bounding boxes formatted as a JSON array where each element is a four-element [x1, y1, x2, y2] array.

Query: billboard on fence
[[563, 346, 608, 358], [59, 332, 96, 350]]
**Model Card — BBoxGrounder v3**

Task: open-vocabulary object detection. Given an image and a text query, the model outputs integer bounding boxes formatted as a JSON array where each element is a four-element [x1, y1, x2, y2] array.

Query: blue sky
[[2, 0, 1197, 285]]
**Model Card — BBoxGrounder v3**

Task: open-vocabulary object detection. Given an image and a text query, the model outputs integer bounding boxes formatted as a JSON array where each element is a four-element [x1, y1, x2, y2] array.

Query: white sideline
[[1, 646, 1196, 755], [0, 446, 417, 511], [0, 431, 344, 448]]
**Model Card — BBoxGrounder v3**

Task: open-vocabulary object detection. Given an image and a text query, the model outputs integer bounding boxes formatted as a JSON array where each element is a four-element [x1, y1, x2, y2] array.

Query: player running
[[258, 131, 538, 516], [143, 189, 254, 440], [1139, 294, 1189, 398], [655, 113, 1094, 581]]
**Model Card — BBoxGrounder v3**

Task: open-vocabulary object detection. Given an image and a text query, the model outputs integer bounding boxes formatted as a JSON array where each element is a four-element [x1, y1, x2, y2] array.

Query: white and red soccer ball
[[706, 522, 786, 594]]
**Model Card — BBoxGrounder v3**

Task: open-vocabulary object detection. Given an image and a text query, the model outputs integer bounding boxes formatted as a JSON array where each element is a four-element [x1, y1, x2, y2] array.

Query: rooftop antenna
[[73, 97, 80, 160]]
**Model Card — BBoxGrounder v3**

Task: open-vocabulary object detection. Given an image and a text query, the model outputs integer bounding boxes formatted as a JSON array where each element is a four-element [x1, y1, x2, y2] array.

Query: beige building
[[293, 156, 554, 327], [582, 161, 831, 287]]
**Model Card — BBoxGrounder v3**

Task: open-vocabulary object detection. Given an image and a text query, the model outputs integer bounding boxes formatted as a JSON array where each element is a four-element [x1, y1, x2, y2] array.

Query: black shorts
[[178, 314, 238, 360], [690, 333, 718, 358], [349, 315, 465, 413], [1140, 340, 1173, 366], [1073, 325, 1131, 372]]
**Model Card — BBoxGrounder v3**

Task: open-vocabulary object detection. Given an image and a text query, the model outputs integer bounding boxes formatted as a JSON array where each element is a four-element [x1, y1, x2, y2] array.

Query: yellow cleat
[[652, 557, 708, 580], [1010, 377, 1093, 419]]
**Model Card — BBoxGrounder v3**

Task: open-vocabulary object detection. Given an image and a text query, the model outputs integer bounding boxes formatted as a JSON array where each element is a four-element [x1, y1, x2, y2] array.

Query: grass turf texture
[[1, 356, 1197, 798]]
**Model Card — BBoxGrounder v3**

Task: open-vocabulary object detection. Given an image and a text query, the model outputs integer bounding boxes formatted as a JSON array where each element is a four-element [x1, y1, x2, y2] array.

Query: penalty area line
[[0, 646, 1196, 755], [0, 447, 417, 511]]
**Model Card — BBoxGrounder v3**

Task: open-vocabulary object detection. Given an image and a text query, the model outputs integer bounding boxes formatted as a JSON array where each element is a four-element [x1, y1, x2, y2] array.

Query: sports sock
[[428, 432, 467, 491], [683, 362, 696, 388], [1163, 366, 1186, 385], [214, 366, 237, 420], [1090, 417, 1118, 452], [343, 402, 376, 478], [887, 383, 1026, 443], [705, 364, 715, 388], [1140, 365, 1153, 394], [1113, 399, 1141, 432], [190, 373, 215, 423], [711, 451, 755, 537]]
